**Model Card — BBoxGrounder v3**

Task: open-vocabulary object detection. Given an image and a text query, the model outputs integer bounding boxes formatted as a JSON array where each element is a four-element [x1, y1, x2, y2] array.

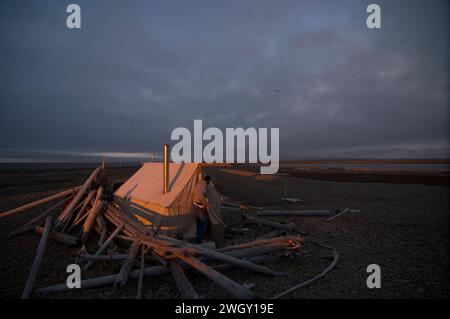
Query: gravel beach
[[0, 166, 448, 299]]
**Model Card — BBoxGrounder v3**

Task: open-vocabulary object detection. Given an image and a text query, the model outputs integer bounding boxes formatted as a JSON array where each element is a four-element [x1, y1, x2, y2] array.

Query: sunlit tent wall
[[114, 163, 224, 241]]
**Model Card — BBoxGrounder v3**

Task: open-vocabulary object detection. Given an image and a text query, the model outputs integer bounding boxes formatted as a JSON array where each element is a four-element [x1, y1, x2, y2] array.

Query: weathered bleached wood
[[0, 187, 80, 219], [21, 216, 53, 299], [116, 241, 140, 286], [36, 265, 169, 295], [35, 252, 283, 295], [55, 166, 101, 227], [73, 190, 96, 225], [174, 253, 255, 299], [225, 243, 288, 259], [8, 199, 66, 239], [104, 209, 143, 241], [80, 200, 105, 243], [257, 210, 332, 217], [169, 261, 199, 299], [326, 208, 351, 221], [136, 246, 145, 299], [104, 210, 136, 238], [195, 248, 280, 277], [72, 209, 92, 228], [83, 224, 124, 270], [69, 192, 97, 231], [92, 186, 104, 206], [96, 216, 108, 248], [116, 234, 135, 242], [257, 209, 359, 217], [106, 206, 155, 238], [156, 234, 281, 277], [155, 233, 301, 277], [139, 237, 278, 298], [218, 236, 302, 253], [107, 205, 149, 235], [280, 197, 302, 203], [150, 250, 168, 266], [155, 236, 296, 266], [243, 214, 297, 231], [63, 190, 96, 233], [93, 223, 102, 237], [35, 226, 80, 247], [61, 198, 87, 233], [197, 241, 217, 250], [81, 199, 106, 244]]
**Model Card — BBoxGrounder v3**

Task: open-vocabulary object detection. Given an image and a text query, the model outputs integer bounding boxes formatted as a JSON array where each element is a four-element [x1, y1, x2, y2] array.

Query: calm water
[[281, 162, 450, 172], [0, 162, 140, 170]]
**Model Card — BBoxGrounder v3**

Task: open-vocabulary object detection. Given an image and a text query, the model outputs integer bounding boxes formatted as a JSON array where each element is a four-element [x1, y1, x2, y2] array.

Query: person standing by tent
[[192, 175, 212, 244]]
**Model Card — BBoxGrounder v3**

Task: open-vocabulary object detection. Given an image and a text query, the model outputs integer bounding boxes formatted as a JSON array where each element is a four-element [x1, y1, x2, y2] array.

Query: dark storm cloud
[[0, 0, 448, 160]]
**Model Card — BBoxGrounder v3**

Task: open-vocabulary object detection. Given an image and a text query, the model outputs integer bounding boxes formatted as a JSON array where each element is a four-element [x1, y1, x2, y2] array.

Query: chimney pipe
[[163, 144, 169, 193]]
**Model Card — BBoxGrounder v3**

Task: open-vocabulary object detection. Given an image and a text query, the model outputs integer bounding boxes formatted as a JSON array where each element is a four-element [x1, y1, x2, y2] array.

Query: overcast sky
[[0, 0, 448, 162]]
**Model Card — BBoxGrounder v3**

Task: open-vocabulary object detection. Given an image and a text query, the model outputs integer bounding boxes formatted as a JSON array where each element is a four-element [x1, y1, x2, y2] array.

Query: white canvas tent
[[114, 162, 224, 240]]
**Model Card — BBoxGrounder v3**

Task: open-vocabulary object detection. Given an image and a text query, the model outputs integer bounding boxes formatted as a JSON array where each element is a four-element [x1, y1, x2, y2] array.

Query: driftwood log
[[172, 253, 255, 299], [116, 241, 140, 286], [83, 224, 124, 270], [96, 216, 108, 248], [194, 247, 280, 276], [170, 261, 199, 299], [35, 252, 291, 295], [63, 190, 97, 233], [73, 190, 96, 225], [69, 191, 97, 232], [326, 208, 351, 221], [152, 234, 282, 277], [55, 166, 101, 228], [8, 199, 66, 239], [243, 214, 297, 231], [21, 216, 53, 299], [136, 246, 145, 299], [36, 265, 169, 295], [257, 210, 332, 217], [226, 243, 291, 259], [257, 209, 360, 217], [218, 236, 303, 253], [0, 187, 80, 219], [150, 249, 168, 266], [81, 201, 107, 244], [35, 226, 80, 247]]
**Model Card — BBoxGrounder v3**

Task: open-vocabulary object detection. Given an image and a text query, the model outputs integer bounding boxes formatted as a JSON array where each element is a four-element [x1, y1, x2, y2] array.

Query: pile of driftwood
[[1, 164, 305, 299]]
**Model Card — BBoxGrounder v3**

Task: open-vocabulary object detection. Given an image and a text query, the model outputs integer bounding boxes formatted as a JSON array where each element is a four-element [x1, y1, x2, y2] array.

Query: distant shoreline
[[0, 162, 141, 171], [0, 159, 449, 165], [280, 159, 450, 164], [1, 159, 449, 170]]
